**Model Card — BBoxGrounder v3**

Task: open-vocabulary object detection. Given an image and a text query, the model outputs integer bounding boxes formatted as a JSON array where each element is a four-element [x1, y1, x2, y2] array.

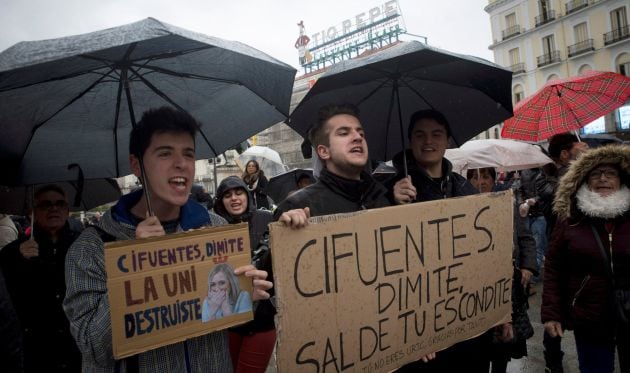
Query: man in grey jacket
[[63, 107, 272, 372]]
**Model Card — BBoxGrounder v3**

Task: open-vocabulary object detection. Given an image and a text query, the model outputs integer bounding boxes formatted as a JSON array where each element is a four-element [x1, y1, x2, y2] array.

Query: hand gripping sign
[[270, 191, 514, 373], [105, 224, 253, 359]]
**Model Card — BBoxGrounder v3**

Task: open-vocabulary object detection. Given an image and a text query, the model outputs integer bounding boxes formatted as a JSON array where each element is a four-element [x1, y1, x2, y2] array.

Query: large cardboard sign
[[270, 191, 513, 372], [105, 224, 253, 359]]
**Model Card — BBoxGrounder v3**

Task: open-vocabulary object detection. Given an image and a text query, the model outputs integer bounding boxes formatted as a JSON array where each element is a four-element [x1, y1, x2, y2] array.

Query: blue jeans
[[526, 215, 547, 280], [574, 331, 617, 373]]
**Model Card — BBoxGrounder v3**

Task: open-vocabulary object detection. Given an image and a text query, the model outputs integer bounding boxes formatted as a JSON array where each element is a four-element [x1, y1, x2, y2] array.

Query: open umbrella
[[0, 178, 121, 215], [266, 168, 313, 203], [501, 71, 630, 142], [0, 17, 296, 188], [288, 41, 513, 163], [445, 139, 553, 174], [236, 146, 287, 178]]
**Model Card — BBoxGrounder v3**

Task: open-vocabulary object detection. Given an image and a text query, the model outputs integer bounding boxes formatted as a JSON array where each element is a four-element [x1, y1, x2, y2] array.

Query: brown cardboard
[[104, 223, 253, 359], [270, 191, 514, 373]]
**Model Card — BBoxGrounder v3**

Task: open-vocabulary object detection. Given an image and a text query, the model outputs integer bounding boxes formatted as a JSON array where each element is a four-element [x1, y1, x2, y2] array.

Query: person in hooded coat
[[213, 175, 276, 373], [542, 145, 630, 373]]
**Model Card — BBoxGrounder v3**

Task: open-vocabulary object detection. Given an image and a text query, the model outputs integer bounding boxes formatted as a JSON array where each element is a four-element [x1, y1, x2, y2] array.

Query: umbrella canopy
[[0, 17, 296, 186], [288, 41, 513, 161], [236, 146, 287, 178], [501, 71, 630, 142], [266, 168, 313, 203], [0, 179, 121, 215], [445, 139, 553, 174]]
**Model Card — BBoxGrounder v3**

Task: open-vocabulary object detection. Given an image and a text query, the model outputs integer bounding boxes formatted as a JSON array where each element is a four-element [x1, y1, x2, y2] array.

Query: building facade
[[485, 0, 630, 139]]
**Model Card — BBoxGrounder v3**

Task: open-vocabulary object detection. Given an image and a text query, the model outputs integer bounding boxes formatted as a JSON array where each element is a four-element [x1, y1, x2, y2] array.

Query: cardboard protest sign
[[104, 223, 253, 359], [270, 191, 513, 373]]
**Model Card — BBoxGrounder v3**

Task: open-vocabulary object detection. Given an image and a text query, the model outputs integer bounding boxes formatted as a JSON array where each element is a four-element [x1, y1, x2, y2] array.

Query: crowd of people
[[0, 104, 627, 373]]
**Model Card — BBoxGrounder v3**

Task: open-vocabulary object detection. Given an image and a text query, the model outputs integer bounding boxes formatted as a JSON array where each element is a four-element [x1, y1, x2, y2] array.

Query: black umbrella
[[0, 18, 296, 192], [266, 168, 314, 204], [288, 41, 513, 166], [0, 178, 121, 215]]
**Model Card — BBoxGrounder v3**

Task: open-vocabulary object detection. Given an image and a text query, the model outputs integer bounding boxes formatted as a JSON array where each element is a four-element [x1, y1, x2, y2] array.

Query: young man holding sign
[[63, 107, 272, 372], [275, 104, 436, 366], [274, 104, 390, 222]]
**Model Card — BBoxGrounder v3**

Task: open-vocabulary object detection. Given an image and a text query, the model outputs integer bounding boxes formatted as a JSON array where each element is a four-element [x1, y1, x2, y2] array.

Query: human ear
[[316, 144, 331, 161], [129, 154, 142, 178]]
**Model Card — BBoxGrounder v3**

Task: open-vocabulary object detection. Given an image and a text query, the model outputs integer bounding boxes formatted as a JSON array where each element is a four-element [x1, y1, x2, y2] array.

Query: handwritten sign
[[105, 224, 253, 359], [270, 191, 513, 372]]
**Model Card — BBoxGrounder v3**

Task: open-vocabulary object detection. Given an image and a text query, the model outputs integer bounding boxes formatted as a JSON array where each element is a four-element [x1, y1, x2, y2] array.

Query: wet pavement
[[506, 281, 580, 372]]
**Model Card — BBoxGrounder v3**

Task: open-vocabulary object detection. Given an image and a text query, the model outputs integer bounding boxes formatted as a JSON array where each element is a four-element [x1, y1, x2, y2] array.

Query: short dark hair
[[408, 109, 451, 139], [308, 104, 360, 148], [34, 184, 66, 200], [129, 106, 200, 158], [466, 167, 496, 182], [547, 133, 579, 160]]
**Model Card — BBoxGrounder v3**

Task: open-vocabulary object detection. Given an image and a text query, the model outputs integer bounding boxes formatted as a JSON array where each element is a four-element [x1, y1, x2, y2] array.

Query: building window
[[620, 62, 630, 76], [506, 12, 517, 28], [513, 84, 524, 103], [611, 7, 628, 31], [543, 34, 555, 55], [509, 48, 520, 65], [574, 22, 588, 43], [605, 7, 629, 44]]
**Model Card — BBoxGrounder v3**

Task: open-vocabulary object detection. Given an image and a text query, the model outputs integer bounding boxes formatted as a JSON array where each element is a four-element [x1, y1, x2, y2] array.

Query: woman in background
[[242, 160, 270, 210]]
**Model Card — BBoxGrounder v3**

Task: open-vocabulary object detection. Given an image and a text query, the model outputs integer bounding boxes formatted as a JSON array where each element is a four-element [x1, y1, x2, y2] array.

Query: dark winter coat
[[214, 176, 276, 333], [388, 149, 478, 202], [274, 168, 391, 218], [244, 172, 270, 210], [542, 145, 630, 340], [0, 268, 23, 372], [0, 222, 81, 372]]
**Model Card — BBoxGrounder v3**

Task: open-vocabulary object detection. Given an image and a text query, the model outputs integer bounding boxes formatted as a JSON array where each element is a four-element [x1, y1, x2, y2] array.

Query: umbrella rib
[[130, 62, 241, 85], [30, 67, 115, 134], [398, 78, 436, 108], [0, 66, 115, 92], [128, 65, 219, 156], [355, 78, 394, 106]]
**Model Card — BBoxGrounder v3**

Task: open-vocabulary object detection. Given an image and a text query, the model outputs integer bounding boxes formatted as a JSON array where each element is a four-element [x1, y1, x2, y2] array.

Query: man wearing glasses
[[0, 184, 81, 372]]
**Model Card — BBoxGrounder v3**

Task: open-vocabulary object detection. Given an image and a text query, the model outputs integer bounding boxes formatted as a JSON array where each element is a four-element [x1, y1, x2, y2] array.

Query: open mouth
[[350, 146, 364, 154], [169, 177, 188, 190]]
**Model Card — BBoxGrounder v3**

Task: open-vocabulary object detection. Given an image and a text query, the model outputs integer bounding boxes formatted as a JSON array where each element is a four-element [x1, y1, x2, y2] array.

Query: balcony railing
[[604, 26, 630, 45], [568, 39, 594, 57], [535, 10, 556, 27], [510, 62, 526, 74], [502, 25, 521, 40], [537, 50, 561, 67], [565, 0, 589, 14]]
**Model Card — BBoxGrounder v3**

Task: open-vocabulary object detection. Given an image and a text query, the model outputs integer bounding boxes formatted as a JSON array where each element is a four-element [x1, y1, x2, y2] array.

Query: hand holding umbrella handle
[[135, 215, 165, 239]]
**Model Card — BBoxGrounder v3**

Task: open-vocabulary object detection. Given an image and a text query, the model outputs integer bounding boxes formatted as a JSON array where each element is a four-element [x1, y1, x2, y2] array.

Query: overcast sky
[[0, 0, 494, 71]]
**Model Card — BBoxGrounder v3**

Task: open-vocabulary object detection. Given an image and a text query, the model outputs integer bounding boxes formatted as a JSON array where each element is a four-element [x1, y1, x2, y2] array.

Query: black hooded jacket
[[213, 176, 275, 333], [274, 168, 391, 218], [387, 149, 478, 202]]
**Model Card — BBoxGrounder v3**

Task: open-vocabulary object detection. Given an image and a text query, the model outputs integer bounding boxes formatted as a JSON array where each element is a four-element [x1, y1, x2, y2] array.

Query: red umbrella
[[501, 71, 630, 141]]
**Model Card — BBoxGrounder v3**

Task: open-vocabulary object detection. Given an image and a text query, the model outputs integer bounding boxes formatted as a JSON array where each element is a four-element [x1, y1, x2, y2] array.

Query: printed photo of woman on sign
[[202, 263, 252, 322]]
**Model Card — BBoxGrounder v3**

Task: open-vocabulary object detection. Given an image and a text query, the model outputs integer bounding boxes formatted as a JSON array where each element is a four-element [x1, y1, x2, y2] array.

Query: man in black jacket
[[0, 184, 81, 372], [274, 104, 390, 223], [390, 109, 495, 372]]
